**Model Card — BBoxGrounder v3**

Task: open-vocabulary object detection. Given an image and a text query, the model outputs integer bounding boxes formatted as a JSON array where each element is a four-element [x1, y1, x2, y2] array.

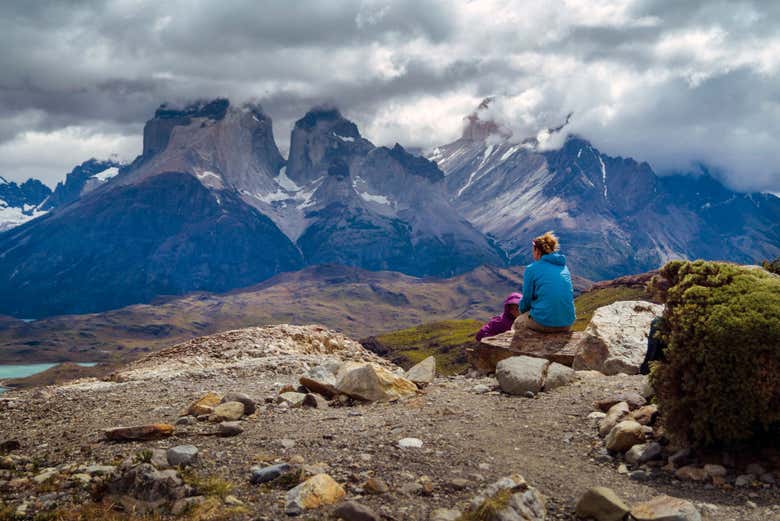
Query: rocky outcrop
[[113, 325, 393, 383], [572, 301, 664, 375], [470, 327, 582, 374]]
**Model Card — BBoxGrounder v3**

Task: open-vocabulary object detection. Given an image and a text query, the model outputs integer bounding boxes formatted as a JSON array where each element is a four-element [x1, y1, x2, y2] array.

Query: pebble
[[472, 384, 490, 394], [735, 474, 755, 487], [221, 392, 256, 415], [217, 421, 244, 437], [175, 415, 197, 426], [167, 445, 199, 467], [429, 508, 461, 521], [449, 478, 470, 490], [629, 469, 649, 481], [398, 438, 423, 449], [249, 463, 293, 484], [364, 477, 389, 494], [333, 500, 381, 521], [280, 438, 297, 449]]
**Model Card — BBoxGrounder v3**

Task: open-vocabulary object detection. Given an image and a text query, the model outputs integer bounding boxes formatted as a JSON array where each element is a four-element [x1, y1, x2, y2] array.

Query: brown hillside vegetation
[[0, 265, 591, 365]]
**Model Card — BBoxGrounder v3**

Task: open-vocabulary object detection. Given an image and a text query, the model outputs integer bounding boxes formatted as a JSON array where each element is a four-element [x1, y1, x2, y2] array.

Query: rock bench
[[467, 327, 583, 375]]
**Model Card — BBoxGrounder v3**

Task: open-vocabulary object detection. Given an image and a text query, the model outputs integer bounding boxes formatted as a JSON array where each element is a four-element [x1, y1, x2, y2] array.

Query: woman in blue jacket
[[517, 231, 576, 332]]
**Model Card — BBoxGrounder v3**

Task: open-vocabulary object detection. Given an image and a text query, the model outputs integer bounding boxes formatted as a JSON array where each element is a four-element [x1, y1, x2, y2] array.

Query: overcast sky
[[1, 0, 779, 194]]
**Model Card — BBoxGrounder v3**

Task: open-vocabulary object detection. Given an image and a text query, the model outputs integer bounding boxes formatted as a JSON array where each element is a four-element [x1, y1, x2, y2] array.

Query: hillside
[[0, 264, 591, 365]]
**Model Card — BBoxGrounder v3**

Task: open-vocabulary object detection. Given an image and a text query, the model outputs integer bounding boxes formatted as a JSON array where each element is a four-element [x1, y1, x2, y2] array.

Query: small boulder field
[[0, 262, 778, 520]]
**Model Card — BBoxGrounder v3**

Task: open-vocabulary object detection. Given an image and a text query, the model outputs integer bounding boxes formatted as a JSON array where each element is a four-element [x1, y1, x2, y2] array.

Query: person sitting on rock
[[517, 231, 576, 333], [476, 292, 522, 341]]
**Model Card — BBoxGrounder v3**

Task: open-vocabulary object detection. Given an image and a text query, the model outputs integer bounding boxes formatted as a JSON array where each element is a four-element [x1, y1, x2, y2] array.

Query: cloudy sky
[[1, 0, 779, 194]]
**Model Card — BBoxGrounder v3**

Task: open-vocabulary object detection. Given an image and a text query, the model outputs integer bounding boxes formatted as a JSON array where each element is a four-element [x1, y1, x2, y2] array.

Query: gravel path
[[1, 367, 778, 520]]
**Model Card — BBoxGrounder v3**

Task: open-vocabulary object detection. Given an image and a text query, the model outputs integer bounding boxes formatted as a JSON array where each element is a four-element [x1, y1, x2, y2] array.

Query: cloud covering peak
[[1, 0, 779, 193]]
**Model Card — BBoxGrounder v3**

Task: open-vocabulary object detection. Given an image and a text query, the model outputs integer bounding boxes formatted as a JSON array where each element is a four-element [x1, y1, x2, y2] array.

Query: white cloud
[[1, 0, 779, 193], [0, 127, 140, 187]]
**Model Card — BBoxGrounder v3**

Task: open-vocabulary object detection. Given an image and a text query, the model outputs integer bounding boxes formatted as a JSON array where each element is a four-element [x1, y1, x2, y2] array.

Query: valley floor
[[1, 368, 777, 520]]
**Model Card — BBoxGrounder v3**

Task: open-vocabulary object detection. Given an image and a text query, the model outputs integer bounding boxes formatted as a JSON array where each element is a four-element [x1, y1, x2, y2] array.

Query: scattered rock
[[598, 402, 630, 437], [575, 487, 630, 521], [106, 463, 192, 513], [605, 420, 645, 452], [595, 392, 646, 412], [221, 392, 256, 415], [33, 468, 57, 484], [363, 477, 389, 494], [334, 500, 381, 521], [280, 438, 296, 449], [449, 478, 470, 490], [703, 464, 727, 478], [405, 356, 436, 387], [171, 496, 205, 515], [631, 495, 701, 521], [104, 424, 175, 442], [0, 440, 20, 453], [185, 392, 222, 416], [302, 393, 329, 409], [250, 463, 294, 485], [285, 473, 346, 515], [472, 384, 491, 394], [572, 301, 664, 375], [209, 401, 245, 422], [629, 404, 658, 425], [335, 363, 418, 402], [629, 470, 649, 481], [150, 448, 170, 469], [277, 392, 307, 408], [166, 445, 198, 467], [625, 442, 662, 466], [300, 365, 339, 398], [463, 474, 546, 521], [429, 508, 461, 521], [217, 421, 244, 437], [543, 362, 575, 390], [495, 356, 547, 395], [668, 448, 691, 469], [735, 474, 754, 487], [398, 438, 423, 449], [85, 464, 116, 476], [175, 416, 197, 426], [224, 495, 244, 506]]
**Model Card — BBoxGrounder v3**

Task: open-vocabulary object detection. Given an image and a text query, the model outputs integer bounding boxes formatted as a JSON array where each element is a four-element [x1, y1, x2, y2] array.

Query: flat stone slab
[[469, 328, 582, 374]]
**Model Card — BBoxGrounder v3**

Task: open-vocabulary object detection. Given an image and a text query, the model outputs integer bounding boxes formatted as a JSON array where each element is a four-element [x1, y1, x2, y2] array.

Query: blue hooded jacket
[[518, 252, 576, 328]]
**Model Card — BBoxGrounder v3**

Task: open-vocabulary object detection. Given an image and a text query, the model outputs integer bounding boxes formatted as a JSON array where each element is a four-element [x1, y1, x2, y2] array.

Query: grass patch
[[572, 286, 649, 331], [371, 319, 482, 375], [180, 471, 234, 499]]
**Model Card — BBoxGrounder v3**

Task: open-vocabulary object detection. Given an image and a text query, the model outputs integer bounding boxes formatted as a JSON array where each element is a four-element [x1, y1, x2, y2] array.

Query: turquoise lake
[[0, 363, 97, 393]]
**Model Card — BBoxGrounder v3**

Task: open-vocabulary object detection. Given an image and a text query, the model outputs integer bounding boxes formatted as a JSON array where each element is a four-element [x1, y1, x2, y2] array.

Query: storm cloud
[[0, 0, 778, 193]]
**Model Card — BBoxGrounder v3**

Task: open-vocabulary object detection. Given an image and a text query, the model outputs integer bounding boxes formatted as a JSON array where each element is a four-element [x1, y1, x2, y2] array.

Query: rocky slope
[[0, 323, 776, 520], [431, 103, 780, 280]]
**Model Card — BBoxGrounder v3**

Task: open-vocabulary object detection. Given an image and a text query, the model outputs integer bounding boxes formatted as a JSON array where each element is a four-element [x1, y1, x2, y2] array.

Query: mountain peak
[[154, 98, 230, 121], [462, 98, 505, 142]]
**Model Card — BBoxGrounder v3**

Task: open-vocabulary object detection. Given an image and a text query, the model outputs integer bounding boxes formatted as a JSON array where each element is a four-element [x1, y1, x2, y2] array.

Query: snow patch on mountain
[[0, 201, 47, 232], [94, 167, 119, 182], [275, 167, 301, 192]]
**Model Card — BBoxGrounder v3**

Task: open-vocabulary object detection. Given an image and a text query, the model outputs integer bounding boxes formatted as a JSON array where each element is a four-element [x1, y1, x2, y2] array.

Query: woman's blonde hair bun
[[532, 231, 559, 255]]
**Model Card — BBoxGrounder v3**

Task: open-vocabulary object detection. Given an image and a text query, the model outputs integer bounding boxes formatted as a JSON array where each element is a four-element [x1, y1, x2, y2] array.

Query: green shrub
[[650, 260, 780, 447]]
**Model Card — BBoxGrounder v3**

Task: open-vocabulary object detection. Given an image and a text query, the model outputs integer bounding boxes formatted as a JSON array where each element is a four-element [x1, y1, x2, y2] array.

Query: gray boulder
[[405, 356, 436, 387], [166, 445, 198, 467], [496, 356, 547, 395], [573, 301, 664, 375]]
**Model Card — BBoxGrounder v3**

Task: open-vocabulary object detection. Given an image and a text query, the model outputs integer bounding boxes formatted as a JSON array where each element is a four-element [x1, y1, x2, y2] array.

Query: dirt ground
[[1, 365, 778, 520]]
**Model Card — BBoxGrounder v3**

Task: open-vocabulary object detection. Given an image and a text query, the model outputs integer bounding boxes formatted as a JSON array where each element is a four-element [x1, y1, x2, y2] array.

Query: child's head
[[504, 292, 522, 318]]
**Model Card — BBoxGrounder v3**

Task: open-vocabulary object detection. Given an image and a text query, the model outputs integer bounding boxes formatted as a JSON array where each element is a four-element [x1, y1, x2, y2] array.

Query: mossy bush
[[763, 256, 780, 275], [650, 260, 780, 447]]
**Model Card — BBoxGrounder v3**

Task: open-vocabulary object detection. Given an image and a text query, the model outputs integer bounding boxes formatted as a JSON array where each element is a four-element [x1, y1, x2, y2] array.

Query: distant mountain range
[[0, 98, 778, 318]]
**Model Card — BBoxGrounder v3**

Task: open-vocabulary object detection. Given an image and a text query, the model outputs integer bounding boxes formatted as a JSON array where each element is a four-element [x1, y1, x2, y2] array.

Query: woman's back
[[518, 235, 576, 329]]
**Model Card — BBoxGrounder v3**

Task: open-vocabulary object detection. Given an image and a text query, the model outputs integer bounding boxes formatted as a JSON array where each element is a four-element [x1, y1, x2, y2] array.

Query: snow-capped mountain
[[0, 177, 51, 232], [431, 104, 780, 279]]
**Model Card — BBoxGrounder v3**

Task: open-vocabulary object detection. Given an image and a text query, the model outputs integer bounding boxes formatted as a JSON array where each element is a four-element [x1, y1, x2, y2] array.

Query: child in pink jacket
[[475, 292, 522, 341]]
